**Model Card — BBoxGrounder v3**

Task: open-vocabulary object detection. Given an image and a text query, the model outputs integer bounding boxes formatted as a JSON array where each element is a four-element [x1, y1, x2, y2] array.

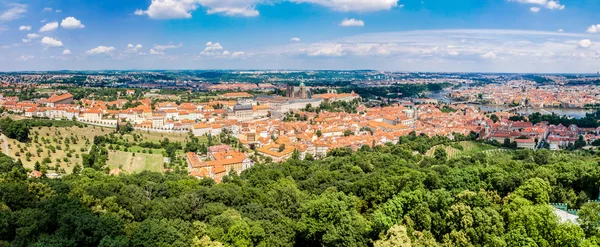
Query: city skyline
[[2, 0, 600, 72]]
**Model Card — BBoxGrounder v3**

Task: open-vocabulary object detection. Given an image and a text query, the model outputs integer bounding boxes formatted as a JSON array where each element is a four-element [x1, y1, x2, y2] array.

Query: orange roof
[[257, 143, 295, 158], [29, 170, 43, 178], [84, 108, 102, 114], [221, 92, 253, 98], [186, 152, 204, 168], [157, 102, 178, 108], [193, 123, 210, 129], [48, 93, 73, 103], [190, 168, 210, 178], [109, 168, 121, 176], [515, 138, 535, 143], [202, 150, 248, 167], [253, 105, 270, 111], [213, 165, 226, 174]]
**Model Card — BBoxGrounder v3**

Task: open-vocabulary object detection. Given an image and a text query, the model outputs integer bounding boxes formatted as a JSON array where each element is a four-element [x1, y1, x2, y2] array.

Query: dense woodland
[[1, 134, 600, 246]]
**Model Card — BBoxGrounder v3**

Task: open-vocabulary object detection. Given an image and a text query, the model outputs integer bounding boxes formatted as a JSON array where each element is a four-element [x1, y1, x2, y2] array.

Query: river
[[427, 91, 592, 119]]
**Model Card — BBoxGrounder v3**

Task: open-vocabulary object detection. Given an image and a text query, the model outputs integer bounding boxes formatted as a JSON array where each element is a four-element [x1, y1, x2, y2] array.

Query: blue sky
[[1, 0, 600, 72]]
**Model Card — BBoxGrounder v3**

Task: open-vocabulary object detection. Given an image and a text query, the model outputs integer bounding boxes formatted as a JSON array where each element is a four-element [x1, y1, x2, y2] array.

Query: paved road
[[1, 134, 8, 155]]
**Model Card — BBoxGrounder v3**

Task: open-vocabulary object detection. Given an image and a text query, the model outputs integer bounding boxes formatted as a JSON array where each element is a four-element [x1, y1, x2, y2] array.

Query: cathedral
[[286, 83, 309, 99]]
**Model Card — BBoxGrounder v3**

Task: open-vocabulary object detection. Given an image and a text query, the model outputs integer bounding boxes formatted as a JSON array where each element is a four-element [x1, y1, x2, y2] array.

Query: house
[[186, 150, 253, 182], [47, 93, 74, 107], [515, 138, 536, 150], [81, 108, 103, 122], [253, 105, 270, 118], [257, 143, 296, 162], [233, 104, 254, 121]]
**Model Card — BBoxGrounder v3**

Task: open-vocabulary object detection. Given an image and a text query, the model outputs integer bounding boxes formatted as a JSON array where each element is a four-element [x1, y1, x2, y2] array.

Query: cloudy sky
[[1, 0, 600, 72]]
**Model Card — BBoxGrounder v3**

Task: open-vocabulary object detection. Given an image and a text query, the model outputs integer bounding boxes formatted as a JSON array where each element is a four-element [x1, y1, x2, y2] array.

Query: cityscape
[[2, 0, 600, 246]]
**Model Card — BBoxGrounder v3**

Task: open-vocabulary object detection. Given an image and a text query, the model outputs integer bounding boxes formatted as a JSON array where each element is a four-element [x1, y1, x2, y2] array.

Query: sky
[[1, 0, 600, 72]]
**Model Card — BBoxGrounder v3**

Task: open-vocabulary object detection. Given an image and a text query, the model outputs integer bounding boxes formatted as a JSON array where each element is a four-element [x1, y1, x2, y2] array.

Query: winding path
[[1, 134, 8, 155]]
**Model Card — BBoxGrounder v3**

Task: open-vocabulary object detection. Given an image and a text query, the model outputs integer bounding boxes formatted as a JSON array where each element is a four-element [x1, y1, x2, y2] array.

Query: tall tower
[[286, 85, 294, 98], [300, 83, 307, 99]]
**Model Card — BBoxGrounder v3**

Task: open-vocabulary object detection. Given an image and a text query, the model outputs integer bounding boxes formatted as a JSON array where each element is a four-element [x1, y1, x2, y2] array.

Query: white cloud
[[40, 19, 46, 23], [201, 41, 224, 56], [481, 51, 497, 59], [290, 37, 301, 42], [340, 18, 364, 27], [27, 33, 40, 39], [136, 0, 397, 19], [149, 49, 164, 55], [62, 49, 71, 55], [530, 7, 540, 12], [545, 0, 564, 10], [291, 0, 399, 12], [10, 28, 600, 72], [55, 9, 62, 13], [39, 21, 58, 32], [587, 24, 600, 33], [22, 33, 40, 43], [86, 46, 116, 55], [41, 37, 63, 47], [154, 43, 182, 50], [136, 0, 261, 19], [19, 25, 31, 31], [135, 0, 197, 19], [231, 51, 246, 58], [296, 43, 395, 57], [558, 29, 563, 32], [258, 29, 600, 72], [60, 17, 85, 29], [17, 55, 34, 61], [1, 43, 21, 49], [508, 0, 564, 10], [578, 39, 592, 48], [199, 41, 245, 58], [0, 3, 27, 21], [43, 7, 53, 12], [307, 44, 345, 56], [127, 44, 143, 52]]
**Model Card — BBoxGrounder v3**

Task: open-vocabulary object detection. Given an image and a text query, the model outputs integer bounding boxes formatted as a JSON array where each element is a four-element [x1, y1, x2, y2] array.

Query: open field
[[122, 130, 190, 143], [107, 150, 164, 174], [6, 125, 113, 173], [4, 123, 196, 174], [426, 141, 497, 160], [121, 145, 165, 155]]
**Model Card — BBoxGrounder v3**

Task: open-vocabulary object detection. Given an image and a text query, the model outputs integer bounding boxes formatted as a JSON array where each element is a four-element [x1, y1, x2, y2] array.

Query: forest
[[1, 134, 600, 246]]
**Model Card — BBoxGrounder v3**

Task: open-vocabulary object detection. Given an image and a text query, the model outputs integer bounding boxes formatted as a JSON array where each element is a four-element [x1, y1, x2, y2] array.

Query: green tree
[[434, 147, 448, 162], [130, 218, 192, 247], [578, 202, 600, 237], [344, 130, 353, 137], [374, 225, 412, 247], [298, 190, 371, 246], [490, 114, 499, 123], [514, 178, 551, 205]]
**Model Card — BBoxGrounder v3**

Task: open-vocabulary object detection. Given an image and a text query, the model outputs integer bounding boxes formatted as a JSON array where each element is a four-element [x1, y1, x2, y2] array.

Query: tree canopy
[[1, 135, 600, 246]]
